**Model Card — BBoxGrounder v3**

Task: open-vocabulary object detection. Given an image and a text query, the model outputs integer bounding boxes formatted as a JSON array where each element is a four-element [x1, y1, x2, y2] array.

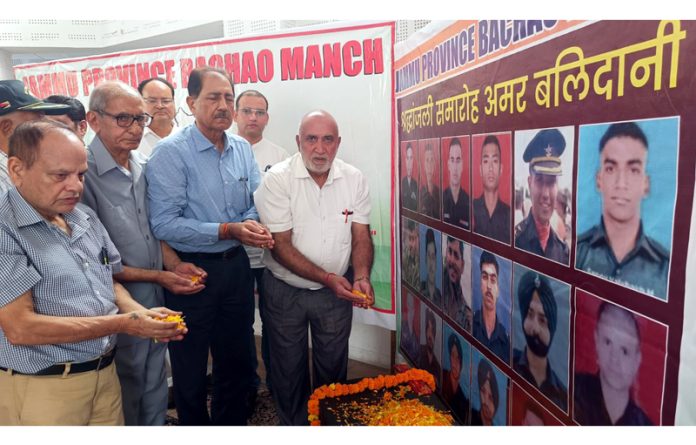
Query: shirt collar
[[517, 347, 560, 387], [89, 136, 144, 179], [593, 218, 664, 263], [290, 153, 344, 184], [191, 123, 230, 153], [9, 187, 91, 233]]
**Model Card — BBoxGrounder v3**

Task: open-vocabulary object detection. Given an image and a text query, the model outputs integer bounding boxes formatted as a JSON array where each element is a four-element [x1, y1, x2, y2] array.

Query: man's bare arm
[[0, 282, 184, 346], [270, 230, 361, 303], [349, 222, 375, 306]]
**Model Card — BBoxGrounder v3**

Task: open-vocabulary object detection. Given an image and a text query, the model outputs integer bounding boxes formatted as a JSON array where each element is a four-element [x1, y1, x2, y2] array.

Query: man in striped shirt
[[0, 120, 185, 426]]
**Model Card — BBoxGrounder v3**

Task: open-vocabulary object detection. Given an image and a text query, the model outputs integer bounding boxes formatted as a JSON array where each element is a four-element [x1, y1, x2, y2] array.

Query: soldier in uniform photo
[[512, 271, 568, 411], [576, 122, 670, 299], [574, 302, 653, 425], [401, 218, 420, 288], [473, 134, 511, 243], [443, 235, 472, 332], [401, 142, 419, 211], [514, 129, 570, 265], [419, 142, 441, 219], [420, 227, 442, 308], [442, 137, 470, 229]]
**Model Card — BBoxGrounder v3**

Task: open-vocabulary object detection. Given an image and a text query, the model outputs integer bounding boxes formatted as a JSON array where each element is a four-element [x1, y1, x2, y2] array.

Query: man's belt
[[0, 347, 116, 376], [176, 246, 243, 261]]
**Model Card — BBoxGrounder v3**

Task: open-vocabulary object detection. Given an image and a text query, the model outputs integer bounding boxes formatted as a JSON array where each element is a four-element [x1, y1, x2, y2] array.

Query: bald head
[[296, 110, 341, 183], [298, 110, 339, 134]]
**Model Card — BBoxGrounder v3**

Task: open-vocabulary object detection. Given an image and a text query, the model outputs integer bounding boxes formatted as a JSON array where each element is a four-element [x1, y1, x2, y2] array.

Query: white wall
[[0, 50, 14, 79]]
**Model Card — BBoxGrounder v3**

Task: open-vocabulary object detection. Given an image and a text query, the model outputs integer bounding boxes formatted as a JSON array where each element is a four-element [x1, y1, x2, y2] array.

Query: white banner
[[14, 21, 397, 330]]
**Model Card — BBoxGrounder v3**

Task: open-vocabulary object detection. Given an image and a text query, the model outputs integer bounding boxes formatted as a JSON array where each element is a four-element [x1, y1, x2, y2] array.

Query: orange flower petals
[[351, 289, 368, 299], [152, 314, 186, 330], [307, 368, 447, 426]]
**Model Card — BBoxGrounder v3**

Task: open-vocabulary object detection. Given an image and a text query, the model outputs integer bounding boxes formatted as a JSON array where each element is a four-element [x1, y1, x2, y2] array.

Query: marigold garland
[[308, 368, 448, 426]]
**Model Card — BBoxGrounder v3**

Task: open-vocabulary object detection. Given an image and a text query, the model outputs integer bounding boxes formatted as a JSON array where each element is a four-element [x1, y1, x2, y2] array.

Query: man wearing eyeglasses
[[137, 78, 178, 158], [234, 89, 289, 413], [146, 67, 274, 426], [82, 81, 207, 426]]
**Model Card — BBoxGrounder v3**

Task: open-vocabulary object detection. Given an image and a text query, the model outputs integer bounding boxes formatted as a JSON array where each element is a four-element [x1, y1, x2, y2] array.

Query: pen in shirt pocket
[[100, 247, 110, 265], [342, 209, 354, 223]]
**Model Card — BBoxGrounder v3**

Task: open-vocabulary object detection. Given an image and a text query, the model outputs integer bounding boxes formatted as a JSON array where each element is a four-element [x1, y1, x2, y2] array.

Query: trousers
[[166, 249, 255, 425], [262, 270, 352, 425]]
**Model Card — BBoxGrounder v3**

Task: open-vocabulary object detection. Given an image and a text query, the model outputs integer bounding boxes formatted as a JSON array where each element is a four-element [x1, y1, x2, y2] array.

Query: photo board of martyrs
[[397, 20, 695, 425]]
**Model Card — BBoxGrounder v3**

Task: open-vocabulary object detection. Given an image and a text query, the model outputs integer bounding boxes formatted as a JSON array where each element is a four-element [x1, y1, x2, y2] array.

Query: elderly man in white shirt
[[254, 110, 374, 425]]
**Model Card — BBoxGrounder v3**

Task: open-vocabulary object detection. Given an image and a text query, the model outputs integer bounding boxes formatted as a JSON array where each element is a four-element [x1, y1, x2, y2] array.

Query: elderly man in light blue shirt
[[146, 66, 273, 426], [81, 81, 206, 426]]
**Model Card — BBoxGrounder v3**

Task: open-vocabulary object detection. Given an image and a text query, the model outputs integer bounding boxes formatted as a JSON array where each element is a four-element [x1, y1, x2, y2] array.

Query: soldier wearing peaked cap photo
[[513, 270, 568, 411], [514, 128, 571, 265], [0, 79, 71, 193]]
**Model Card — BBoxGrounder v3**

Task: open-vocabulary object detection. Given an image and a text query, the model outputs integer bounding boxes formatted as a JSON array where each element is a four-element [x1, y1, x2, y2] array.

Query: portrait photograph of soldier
[[471, 247, 512, 364], [420, 305, 442, 386], [400, 288, 422, 367], [441, 325, 472, 425], [575, 118, 678, 301], [514, 126, 574, 266], [400, 140, 419, 212], [442, 233, 472, 332], [573, 290, 668, 426], [419, 225, 443, 309], [510, 383, 563, 426], [471, 348, 508, 426], [472, 132, 512, 245], [401, 217, 420, 289], [418, 138, 442, 220], [512, 264, 571, 412], [441, 135, 471, 230]]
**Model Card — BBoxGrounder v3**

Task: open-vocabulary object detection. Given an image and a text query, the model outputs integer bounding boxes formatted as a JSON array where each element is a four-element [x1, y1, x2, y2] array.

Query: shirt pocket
[[100, 204, 135, 247]]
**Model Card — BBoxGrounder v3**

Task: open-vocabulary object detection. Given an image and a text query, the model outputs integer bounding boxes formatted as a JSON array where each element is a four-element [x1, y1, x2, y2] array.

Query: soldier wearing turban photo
[[513, 271, 568, 411]]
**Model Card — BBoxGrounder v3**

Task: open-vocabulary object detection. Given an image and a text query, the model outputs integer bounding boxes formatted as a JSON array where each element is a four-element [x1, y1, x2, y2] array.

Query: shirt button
[[616, 268, 621, 275], [95, 291, 100, 297], [138, 208, 142, 214], [84, 262, 89, 269]]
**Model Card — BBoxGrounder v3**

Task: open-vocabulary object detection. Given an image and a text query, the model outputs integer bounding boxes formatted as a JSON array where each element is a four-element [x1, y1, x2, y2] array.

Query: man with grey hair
[[255, 110, 375, 425], [82, 81, 206, 425], [0, 119, 186, 425], [146, 67, 273, 425]]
